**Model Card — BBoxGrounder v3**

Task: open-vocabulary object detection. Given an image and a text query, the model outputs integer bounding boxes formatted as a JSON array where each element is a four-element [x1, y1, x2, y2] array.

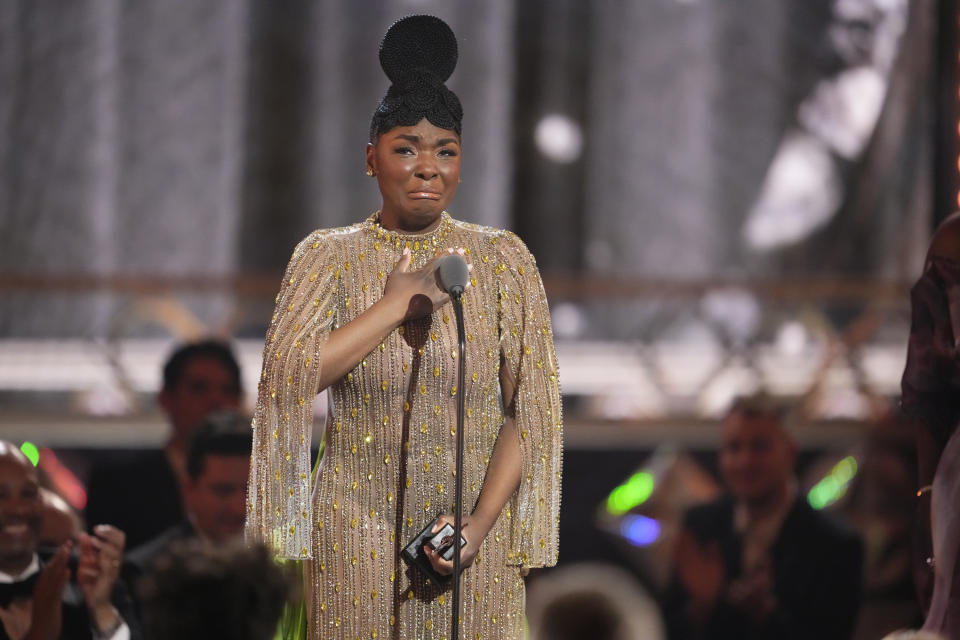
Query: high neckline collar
[[368, 210, 452, 235], [366, 211, 454, 253]]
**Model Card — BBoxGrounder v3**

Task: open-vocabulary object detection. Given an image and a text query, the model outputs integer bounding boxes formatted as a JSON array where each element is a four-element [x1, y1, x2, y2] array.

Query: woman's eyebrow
[[393, 134, 459, 147]]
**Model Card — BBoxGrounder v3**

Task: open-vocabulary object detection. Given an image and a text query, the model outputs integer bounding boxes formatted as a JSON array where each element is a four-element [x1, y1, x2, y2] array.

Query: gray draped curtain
[[0, 0, 934, 340]]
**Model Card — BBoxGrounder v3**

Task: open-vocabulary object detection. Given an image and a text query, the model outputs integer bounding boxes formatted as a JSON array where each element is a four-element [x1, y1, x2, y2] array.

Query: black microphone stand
[[450, 288, 466, 640]]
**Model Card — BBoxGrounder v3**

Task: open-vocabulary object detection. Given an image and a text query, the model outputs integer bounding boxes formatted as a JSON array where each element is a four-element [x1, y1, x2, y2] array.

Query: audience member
[[123, 411, 251, 586], [838, 415, 921, 639], [0, 441, 136, 640], [136, 539, 291, 640], [913, 425, 960, 637], [663, 395, 863, 640], [38, 488, 80, 548], [527, 563, 665, 640], [901, 211, 960, 615], [85, 339, 242, 548]]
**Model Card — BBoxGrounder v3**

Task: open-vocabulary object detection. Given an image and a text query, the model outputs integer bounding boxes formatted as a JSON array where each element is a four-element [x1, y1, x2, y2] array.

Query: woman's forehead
[[379, 120, 460, 144]]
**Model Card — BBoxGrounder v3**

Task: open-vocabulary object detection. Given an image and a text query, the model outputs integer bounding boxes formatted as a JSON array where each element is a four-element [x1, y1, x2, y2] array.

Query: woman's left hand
[[423, 514, 486, 576]]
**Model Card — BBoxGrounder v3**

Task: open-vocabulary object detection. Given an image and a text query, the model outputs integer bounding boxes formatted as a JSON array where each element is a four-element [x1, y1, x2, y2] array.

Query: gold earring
[[366, 169, 374, 177]]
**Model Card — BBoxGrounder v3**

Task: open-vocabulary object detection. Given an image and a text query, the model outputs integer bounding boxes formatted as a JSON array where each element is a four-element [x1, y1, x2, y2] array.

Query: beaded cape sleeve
[[495, 231, 563, 569], [246, 231, 338, 560]]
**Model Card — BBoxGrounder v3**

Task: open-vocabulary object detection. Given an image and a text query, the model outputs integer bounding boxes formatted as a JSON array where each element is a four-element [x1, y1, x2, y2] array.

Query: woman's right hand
[[313, 248, 470, 391], [383, 248, 467, 323]]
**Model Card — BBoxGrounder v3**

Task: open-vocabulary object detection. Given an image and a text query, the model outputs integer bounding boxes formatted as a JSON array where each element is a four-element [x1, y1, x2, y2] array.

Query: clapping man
[[0, 441, 134, 640]]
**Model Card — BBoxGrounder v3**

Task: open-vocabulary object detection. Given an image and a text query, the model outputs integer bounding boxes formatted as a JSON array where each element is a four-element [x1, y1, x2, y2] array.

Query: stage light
[[808, 455, 858, 510], [606, 471, 654, 516], [534, 114, 583, 164], [775, 321, 808, 357], [20, 441, 40, 466], [619, 515, 661, 547]]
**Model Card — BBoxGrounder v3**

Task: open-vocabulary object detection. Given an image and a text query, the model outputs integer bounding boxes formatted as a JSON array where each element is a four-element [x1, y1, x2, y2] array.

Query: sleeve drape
[[246, 232, 338, 559], [496, 231, 563, 569]]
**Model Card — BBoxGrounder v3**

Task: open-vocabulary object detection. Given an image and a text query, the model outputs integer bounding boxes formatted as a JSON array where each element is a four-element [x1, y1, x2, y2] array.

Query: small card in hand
[[401, 515, 467, 584]]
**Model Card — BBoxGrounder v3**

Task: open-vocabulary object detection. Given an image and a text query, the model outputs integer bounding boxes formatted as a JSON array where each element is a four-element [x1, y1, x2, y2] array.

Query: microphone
[[437, 254, 470, 297], [436, 251, 469, 640]]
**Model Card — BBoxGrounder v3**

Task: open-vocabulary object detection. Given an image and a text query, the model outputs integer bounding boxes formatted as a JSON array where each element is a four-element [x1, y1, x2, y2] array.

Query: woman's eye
[[394, 146, 414, 155]]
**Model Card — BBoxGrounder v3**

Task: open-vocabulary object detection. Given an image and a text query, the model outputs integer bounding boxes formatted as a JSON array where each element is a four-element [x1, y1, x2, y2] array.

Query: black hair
[[185, 411, 253, 480], [162, 339, 241, 392], [369, 15, 463, 142], [726, 393, 788, 423], [138, 539, 293, 640]]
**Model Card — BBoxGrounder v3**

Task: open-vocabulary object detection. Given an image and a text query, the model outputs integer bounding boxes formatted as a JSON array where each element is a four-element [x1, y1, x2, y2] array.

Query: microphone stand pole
[[450, 289, 466, 640]]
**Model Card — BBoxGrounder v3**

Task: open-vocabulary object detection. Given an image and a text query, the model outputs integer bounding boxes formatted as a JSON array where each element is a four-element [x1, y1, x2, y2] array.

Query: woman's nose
[[414, 157, 438, 180]]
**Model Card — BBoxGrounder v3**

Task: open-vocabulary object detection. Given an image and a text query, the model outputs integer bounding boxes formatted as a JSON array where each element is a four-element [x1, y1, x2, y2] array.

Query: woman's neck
[[377, 209, 444, 234]]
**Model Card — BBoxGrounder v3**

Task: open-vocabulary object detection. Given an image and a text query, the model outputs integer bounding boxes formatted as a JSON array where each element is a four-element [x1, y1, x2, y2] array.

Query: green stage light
[[20, 442, 40, 467], [808, 456, 857, 510], [606, 471, 655, 515]]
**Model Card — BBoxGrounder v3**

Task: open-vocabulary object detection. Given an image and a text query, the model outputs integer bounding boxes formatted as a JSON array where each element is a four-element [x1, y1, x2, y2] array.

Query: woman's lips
[[409, 191, 441, 199]]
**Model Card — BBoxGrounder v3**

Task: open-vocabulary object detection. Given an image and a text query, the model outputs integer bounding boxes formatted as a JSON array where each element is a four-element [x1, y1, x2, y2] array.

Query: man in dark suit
[[0, 441, 135, 640], [123, 412, 252, 589], [85, 340, 243, 549], [664, 395, 863, 640]]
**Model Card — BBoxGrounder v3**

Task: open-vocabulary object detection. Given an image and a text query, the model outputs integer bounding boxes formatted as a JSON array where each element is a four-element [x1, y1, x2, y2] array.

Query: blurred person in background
[[85, 339, 242, 548], [875, 428, 959, 640], [527, 563, 665, 640], [37, 489, 80, 549], [0, 441, 137, 640], [662, 395, 862, 640], [136, 538, 291, 640], [901, 211, 960, 621], [123, 411, 251, 590], [837, 414, 921, 639]]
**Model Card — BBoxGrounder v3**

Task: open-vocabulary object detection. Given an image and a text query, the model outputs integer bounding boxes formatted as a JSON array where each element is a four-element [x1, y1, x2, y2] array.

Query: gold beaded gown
[[246, 212, 563, 640]]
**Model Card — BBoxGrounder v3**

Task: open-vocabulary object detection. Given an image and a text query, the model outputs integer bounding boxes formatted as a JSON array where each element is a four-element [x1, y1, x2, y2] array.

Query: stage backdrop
[[0, 0, 933, 343]]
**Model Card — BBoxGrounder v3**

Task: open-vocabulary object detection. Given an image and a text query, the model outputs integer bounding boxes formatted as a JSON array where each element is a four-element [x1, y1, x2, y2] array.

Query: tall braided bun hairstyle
[[370, 15, 463, 141]]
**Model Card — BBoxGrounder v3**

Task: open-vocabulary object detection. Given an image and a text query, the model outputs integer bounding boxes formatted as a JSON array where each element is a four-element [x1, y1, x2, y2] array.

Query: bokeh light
[[606, 471, 655, 516], [808, 455, 858, 510], [20, 441, 40, 467], [619, 514, 661, 547]]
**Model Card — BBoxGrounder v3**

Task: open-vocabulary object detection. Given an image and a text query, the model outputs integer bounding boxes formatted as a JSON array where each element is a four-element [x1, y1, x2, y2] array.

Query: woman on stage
[[245, 15, 562, 640]]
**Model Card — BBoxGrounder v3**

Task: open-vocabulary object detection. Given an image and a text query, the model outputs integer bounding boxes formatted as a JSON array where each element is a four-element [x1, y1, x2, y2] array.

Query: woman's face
[[366, 118, 461, 232]]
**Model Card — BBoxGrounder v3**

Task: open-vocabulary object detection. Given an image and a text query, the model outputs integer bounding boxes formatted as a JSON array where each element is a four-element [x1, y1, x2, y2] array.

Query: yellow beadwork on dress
[[246, 212, 563, 640]]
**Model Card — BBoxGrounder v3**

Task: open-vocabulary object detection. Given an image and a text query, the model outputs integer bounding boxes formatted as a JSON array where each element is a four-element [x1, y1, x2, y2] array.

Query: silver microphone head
[[437, 254, 469, 296]]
